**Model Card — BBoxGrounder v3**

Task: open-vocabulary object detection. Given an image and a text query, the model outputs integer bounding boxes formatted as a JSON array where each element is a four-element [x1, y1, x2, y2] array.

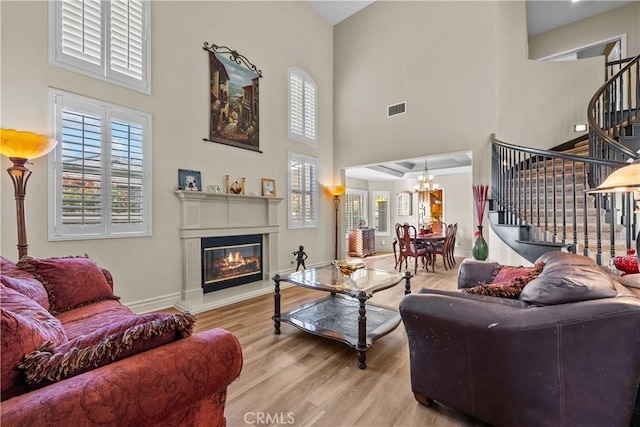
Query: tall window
[[288, 152, 317, 229], [288, 67, 317, 145], [49, 89, 152, 240], [49, 0, 150, 93], [372, 191, 390, 236], [345, 189, 368, 233]]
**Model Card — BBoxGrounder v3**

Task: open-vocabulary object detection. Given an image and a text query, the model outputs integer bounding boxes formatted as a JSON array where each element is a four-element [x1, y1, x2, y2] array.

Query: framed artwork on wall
[[178, 169, 202, 191], [262, 178, 276, 197], [396, 191, 412, 216], [203, 42, 263, 153]]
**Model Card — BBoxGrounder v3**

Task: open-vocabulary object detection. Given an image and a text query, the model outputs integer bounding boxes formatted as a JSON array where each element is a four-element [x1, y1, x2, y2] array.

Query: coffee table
[[272, 266, 411, 369]]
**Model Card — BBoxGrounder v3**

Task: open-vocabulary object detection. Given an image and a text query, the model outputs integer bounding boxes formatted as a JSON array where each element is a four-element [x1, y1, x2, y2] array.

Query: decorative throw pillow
[[0, 275, 50, 310], [19, 312, 196, 387], [461, 262, 544, 299], [460, 281, 526, 298], [0, 256, 50, 310], [1, 285, 68, 400], [519, 262, 618, 305], [17, 255, 117, 314]]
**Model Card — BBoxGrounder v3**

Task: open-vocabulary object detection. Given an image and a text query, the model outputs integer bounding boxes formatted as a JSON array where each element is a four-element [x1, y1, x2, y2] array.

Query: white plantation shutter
[[288, 152, 318, 229], [109, 115, 145, 228], [304, 80, 317, 141], [60, 107, 103, 227], [289, 72, 304, 139], [288, 68, 317, 145], [345, 189, 368, 233], [373, 192, 390, 235], [50, 0, 150, 93], [58, 0, 102, 72], [109, 0, 145, 82], [50, 89, 151, 240]]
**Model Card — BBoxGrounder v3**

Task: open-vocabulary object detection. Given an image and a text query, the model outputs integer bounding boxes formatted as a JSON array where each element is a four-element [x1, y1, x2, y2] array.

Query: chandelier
[[414, 158, 439, 193]]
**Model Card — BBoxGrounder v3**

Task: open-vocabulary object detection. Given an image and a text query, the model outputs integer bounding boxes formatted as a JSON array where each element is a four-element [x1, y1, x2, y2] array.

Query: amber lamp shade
[[588, 160, 640, 193], [1, 128, 57, 259], [326, 185, 346, 197]]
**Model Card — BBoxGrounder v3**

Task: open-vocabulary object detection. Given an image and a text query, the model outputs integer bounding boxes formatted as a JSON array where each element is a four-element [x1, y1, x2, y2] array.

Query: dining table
[[415, 232, 446, 271], [393, 231, 446, 271]]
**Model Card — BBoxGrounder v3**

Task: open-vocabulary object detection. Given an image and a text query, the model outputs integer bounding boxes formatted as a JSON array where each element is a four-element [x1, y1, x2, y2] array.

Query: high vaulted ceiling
[[308, 0, 635, 182], [308, 0, 635, 35]]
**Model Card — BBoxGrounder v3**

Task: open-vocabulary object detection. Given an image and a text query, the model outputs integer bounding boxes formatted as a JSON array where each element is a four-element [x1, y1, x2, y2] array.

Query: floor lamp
[[327, 185, 346, 260], [588, 159, 640, 256], [0, 129, 57, 259]]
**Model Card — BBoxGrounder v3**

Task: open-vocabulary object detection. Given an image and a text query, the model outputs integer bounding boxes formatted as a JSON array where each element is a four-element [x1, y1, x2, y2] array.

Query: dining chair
[[425, 224, 455, 272], [427, 221, 446, 234], [393, 223, 402, 268], [447, 223, 458, 268], [397, 223, 427, 275]]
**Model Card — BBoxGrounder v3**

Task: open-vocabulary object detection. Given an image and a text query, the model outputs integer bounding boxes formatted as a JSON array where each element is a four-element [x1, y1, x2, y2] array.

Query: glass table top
[[278, 265, 406, 298]]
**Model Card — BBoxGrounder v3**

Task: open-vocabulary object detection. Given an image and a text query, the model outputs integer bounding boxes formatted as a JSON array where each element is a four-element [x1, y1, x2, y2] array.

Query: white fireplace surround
[[174, 191, 283, 313]]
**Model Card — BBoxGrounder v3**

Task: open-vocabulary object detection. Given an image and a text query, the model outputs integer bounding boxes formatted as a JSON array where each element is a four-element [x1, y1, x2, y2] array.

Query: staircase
[[490, 55, 640, 266]]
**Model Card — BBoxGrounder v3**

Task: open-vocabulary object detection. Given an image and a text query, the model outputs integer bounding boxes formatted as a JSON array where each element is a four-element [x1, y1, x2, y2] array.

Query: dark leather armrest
[[457, 258, 499, 289]]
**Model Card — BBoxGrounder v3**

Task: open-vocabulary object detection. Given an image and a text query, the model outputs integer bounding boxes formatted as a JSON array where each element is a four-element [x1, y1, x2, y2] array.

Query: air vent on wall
[[387, 101, 407, 118]]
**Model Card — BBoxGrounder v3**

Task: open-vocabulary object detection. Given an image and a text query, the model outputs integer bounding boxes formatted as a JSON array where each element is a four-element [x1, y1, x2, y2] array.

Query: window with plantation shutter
[[108, 0, 145, 83], [49, 89, 152, 240], [288, 152, 318, 229], [288, 68, 317, 145], [344, 189, 368, 234], [49, 0, 150, 93], [372, 191, 390, 236]]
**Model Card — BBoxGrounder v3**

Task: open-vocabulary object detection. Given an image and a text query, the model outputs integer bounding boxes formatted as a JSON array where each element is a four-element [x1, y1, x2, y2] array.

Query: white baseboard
[[126, 292, 181, 314]]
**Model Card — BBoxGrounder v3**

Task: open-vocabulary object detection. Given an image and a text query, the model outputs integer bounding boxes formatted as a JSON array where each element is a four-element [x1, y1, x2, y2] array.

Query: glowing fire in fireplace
[[202, 241, 262, 288], [227, 251, 245, 267]]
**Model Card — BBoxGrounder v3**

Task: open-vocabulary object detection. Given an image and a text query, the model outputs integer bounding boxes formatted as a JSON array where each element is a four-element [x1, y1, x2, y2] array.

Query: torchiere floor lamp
[[327, 185, 346, 260], [588, 159, 640, 256], [0, 129, 57, 259]]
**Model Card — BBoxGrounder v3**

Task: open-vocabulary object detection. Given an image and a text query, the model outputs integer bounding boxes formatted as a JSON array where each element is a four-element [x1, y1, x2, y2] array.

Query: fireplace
[[201, 234, 263, 293], [174, 191, 282, 313]]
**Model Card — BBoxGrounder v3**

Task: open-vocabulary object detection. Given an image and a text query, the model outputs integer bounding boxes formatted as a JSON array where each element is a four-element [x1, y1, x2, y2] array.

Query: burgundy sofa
[[1, 255, 242, 427], [400, 252, 640, 427]]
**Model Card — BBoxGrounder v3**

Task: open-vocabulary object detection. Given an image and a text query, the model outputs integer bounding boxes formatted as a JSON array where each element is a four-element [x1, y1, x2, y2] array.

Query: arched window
[[288, 67, 317, 145]]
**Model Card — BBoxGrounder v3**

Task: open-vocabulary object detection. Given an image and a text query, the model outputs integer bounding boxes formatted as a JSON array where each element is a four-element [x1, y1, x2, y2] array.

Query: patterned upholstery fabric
[[1, 255, 243, 426], [17, 256, 118, 314], [1, 257, 49, 310], [461, 262, 544, 299], [1, 285, 68, 400], [20, 312, 196, 387]]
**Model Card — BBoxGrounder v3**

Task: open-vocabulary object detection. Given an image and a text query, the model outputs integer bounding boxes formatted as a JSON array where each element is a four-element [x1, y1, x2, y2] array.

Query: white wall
[[528, 2, 640, 60], [0, 1, 334, 310], [333, 1, 612, 266]]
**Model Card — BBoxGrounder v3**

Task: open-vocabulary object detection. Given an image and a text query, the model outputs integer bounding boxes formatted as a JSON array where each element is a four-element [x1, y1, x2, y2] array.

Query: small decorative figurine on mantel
[[225, 175, 246, 194], [293, 245, 308, 271]]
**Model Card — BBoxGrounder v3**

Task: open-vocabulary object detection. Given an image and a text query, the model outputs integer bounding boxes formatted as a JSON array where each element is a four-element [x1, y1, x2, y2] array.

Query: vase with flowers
[[472, 184, 489, 260]]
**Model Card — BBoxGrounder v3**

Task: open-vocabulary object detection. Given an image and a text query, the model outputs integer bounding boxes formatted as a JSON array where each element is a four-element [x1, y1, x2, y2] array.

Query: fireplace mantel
[[174, 190, 283, 313]]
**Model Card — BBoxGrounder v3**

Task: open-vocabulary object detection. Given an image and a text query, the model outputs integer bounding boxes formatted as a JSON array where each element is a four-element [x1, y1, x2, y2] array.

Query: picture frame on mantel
[[396, 191, 412, 215], [178, 169, 202, 191], [262, 178, 276, 197]]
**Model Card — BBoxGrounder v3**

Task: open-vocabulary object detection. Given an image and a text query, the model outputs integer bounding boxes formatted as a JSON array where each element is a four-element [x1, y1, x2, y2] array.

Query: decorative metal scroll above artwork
[[202, 42, 263, 153], [203, 42, 263, 78]]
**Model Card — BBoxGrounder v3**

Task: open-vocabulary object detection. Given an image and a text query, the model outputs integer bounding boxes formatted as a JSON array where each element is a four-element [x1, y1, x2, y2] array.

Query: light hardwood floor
[[187, 253, 490, 427]]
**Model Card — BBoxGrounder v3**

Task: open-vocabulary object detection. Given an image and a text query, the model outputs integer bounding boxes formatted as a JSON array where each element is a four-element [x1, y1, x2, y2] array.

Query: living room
[[3, 0, 638, 312], [1, 0, 640, 426]]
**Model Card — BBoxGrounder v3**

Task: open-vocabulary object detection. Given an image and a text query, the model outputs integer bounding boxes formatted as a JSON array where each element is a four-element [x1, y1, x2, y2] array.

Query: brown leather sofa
[[399, 252, 640, 427]]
